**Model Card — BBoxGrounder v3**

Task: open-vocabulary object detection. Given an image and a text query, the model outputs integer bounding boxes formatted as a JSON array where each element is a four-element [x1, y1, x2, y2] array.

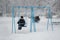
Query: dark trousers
[[18, 23, 25, 30]]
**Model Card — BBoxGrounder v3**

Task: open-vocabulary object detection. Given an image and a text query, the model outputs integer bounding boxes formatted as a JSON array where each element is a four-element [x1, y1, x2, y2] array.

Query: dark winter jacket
[[17, 19, 25, 26]]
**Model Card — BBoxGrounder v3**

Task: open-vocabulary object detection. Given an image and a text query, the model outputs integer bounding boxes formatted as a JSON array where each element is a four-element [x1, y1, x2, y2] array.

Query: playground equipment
[[12, 6, 53, 33]]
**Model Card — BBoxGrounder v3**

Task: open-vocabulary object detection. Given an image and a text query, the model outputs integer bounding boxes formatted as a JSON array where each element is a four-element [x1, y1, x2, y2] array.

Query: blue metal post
[[47, 18, 49, 30], [12, 6, 16, 33], [30, 19, 33, 32], [47, 7, 50, 31], [47, 7, 53, 31], [49, 7, 53, 31], [49, 8, 53, 31], [32, 8, 36, 32], [30, 7, 33, 32], [14, 16, 16, 33], [50, 18, 53, 31], [12, 6, 14, 33], [30, 7, 36, 32]]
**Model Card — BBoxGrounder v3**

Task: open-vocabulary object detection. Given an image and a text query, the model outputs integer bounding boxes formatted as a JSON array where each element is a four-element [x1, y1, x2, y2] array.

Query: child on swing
[[17, 16, 25, 30]]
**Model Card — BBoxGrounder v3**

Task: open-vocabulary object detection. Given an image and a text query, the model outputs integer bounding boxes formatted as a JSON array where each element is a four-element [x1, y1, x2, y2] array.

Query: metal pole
[[49, 7, 53, 31], [32, 8, 36, 32], [30, 7, 33, 32], [12, 6, 16, 33], [47, 7, 53, 31], [30, 7, 36, 32]]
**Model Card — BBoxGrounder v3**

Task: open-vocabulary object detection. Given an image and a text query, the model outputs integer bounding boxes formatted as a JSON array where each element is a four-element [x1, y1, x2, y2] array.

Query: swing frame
[[12, 6, 53, 33]]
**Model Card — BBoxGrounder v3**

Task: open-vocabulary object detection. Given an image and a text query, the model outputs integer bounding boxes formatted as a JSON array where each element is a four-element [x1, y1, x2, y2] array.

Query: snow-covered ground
[[0, 17, 60, 40]]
